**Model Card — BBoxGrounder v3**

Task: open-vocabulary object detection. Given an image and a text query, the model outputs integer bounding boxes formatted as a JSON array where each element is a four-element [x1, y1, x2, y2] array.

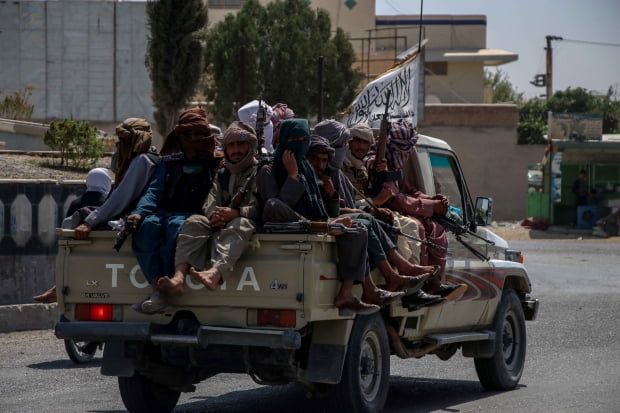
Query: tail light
[[75, 303, 114, 321], [249, 309, 296, 327]]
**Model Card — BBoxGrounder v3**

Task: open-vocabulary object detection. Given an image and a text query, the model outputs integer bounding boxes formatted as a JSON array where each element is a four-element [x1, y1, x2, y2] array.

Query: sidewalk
[[0, 303, 59, 333]]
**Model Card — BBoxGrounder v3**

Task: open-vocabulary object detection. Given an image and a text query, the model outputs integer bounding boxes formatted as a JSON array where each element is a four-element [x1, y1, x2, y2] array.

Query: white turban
[[237, 99, 274, 153], [86, 168, 112, 196]]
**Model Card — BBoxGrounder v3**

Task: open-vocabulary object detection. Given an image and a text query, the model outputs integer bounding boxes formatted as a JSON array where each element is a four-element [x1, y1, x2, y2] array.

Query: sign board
[[340, 54, 420, 128], [550, 151, 563, 203], [548, 112, 603, 141]]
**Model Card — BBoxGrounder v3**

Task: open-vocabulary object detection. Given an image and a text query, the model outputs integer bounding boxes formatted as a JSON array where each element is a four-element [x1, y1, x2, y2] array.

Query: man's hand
[[209, 206, 240, 228], [283, 150, 298, 179], [375, 158, 388, 172], [327, 216, 353, 235], [372, 185, 395, 206], [74, 222, 92, 240], [432, 200, 449, 216], [371, 207, 393, 223], [126, 214, 142, 227], [318, 173, 336, 198]]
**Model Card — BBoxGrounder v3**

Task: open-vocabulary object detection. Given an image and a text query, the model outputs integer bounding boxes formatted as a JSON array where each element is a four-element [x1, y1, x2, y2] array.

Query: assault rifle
[[382, 224, 447, 252], [254, 95, 273, 167], [263, 221, 364, 235], [255, 95, 266, 151], [367, 89, 402, 197], [112, 216, 137, 252], [433, 214, 494, 261]]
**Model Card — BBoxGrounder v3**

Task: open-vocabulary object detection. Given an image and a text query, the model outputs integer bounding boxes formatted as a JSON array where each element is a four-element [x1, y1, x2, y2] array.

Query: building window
[[208, 0, 246, 9], [425, 62, 448, 76]]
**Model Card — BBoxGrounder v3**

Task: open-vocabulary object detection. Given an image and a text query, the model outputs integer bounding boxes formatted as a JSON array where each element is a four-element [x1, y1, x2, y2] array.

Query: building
[[0, 0, 518, 123]]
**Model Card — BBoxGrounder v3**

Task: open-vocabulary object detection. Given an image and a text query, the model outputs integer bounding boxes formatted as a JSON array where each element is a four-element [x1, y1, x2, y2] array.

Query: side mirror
[[475, 197, 493, 226]]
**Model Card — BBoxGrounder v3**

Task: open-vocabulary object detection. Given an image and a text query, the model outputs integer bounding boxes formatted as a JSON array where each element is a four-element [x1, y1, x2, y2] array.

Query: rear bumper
[[55, 321, 301, 349]]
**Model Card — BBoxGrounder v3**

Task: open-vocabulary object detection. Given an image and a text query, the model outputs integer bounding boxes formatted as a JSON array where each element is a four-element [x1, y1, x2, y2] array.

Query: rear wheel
[[118, 372, 181, 413], [327, 313, 390, 413], [64, 339, 100, 364], [474, 288, 526, 390]]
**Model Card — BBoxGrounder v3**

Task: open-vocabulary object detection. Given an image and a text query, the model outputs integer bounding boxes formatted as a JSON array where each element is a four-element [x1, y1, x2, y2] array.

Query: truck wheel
[[64, 339, 98, 364], [474, 288, 526, 390], [327, 313, 390, 413], [118, 372, 181, 413]]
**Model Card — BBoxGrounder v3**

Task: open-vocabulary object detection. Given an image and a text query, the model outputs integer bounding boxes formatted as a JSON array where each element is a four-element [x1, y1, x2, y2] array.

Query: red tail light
[[75, 303, 114, 321], [256, 309, 296, 327]]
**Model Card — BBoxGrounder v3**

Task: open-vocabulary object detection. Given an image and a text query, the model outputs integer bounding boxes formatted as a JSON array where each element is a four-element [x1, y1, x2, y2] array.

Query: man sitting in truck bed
[[129, 107, 222, 314], [172, 121, 260, 291], [343, 119, 466, 302], [257, 118, 403, 314], [306, 132, 444, 309]]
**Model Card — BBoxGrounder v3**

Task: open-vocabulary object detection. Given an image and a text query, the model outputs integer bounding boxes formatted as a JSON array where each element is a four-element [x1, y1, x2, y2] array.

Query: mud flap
[[303, 343, 346, 383], [101, 340, 135, 377]]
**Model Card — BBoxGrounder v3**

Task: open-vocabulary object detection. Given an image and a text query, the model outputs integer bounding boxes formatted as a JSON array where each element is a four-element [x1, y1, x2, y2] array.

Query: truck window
[[429, 153, 464, 214]]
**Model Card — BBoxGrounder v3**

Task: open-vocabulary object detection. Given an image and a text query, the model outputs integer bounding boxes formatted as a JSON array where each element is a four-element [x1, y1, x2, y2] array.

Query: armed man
[[343, 117, 467, 304]]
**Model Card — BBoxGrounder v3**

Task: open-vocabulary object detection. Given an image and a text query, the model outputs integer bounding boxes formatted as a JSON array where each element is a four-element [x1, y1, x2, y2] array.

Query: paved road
[[1, 240, 619, 412]]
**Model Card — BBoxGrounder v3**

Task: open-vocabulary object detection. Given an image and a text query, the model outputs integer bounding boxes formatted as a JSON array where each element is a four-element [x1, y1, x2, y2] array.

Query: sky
[[375, 0, 620, 99]]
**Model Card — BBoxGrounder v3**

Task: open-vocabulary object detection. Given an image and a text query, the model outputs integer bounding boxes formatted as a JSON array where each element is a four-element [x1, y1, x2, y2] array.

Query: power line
[[561, 38, 620, 48]]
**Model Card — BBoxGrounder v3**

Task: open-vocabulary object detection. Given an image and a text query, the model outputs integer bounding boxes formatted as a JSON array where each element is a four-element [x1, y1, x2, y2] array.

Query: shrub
[[43, 120, 105, 169], [0, 87, 34, 120]]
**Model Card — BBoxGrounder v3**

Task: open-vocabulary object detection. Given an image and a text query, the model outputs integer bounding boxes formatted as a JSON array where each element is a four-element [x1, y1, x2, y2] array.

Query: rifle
[[112, 216, 137, 252], [263, 221, 364, 235], [367, 89, 402, 197], [351, 184, 446, 251], [229, 165, 258, 209], [433, 214, 494, 261], [382, 224, 447, 252], [255, 95, 267, 152]]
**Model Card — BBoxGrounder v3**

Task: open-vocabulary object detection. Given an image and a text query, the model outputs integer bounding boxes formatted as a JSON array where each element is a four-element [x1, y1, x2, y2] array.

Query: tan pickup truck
[[54, 134, 539, 413]]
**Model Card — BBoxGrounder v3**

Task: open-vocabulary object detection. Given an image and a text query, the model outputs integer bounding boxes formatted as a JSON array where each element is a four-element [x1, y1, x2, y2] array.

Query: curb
[[0, 303, 59, 333]]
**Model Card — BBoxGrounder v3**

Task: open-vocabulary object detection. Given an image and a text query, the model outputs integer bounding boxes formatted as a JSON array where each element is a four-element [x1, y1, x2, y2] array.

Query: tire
[[474, 288, 527, 390], [118, 372, 181, 413], [64, 339, 99, 364], [327, 313, 390, 413]]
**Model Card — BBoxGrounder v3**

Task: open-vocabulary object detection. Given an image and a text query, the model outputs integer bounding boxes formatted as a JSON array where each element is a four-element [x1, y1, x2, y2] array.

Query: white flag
[[341, 53, 420, 129]]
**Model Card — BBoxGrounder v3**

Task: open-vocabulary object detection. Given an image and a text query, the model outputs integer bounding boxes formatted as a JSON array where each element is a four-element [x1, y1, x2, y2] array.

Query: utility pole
[[545, 35, 563, 98]]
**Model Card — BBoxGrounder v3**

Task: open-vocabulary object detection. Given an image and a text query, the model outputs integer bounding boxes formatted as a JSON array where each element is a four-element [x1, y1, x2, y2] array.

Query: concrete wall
[[0, 180, 84, 306], [420, 104, 546, 221]]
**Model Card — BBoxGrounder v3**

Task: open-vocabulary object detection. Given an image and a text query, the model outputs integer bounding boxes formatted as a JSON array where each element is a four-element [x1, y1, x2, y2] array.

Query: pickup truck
[[54, 134, 539, 413]]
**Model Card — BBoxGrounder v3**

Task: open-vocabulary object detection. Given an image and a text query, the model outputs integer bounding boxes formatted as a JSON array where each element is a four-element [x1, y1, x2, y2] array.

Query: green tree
[[146, 0, 207, 136], [484, 69, 523, 103], [517, 86, 620, 144], [204, 0, 363, 123]]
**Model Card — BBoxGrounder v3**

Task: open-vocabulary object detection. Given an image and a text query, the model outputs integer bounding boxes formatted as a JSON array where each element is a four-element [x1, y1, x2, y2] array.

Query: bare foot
[[189, 267, 222, 290], [401, 264, 436, 277], [156, 272, 185, 295]]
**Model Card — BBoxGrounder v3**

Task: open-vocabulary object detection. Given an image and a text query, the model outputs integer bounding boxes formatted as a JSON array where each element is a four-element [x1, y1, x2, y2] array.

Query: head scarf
[[160, 107, 214, 160], [307, 134, 335, 160], [86, 168, 113, 196], [221, 121, 258, 174], [237, 100, 274, 152], [274, 119, 328, 221], [386, 119, 419, 170], [313, 119, 351, 170], [349, 123, 375, 145], [114, 117, 153, 185], [270, 103, 295, 150]]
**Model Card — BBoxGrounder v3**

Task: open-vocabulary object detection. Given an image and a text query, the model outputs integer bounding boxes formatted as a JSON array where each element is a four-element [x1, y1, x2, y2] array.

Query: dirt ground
[[488, 223, 620, 243]]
